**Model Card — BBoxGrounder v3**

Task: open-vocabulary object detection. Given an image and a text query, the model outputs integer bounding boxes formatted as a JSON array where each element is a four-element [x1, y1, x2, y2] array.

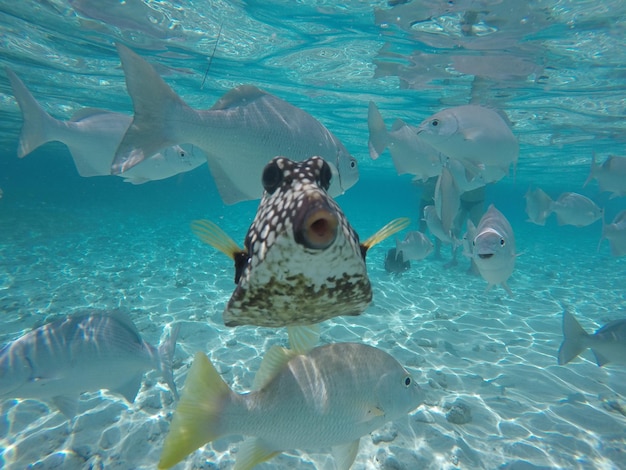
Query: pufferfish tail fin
[[361, 217, 411, 256], [191, 219, 245, 259]]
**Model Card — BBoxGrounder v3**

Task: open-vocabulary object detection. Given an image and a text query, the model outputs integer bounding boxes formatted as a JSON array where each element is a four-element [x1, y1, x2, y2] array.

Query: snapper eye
[[262, 160, 284, 194], [403, 375, 412, 387]]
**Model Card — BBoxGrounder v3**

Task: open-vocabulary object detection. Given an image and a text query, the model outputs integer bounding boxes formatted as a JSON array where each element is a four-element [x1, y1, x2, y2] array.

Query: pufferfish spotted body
[[192, 156, 408, 329]]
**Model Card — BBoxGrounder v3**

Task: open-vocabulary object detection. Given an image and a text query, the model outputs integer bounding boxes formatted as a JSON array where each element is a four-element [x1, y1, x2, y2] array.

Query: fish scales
[[226, 156, 369, 327]]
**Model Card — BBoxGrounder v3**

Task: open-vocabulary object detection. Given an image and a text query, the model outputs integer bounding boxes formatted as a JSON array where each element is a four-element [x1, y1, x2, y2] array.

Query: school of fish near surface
[[4, 34, 626, 470]]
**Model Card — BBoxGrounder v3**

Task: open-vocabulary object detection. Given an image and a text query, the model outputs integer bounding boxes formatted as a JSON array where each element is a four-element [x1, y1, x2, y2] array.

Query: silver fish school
[[192, 156, 408, 328]]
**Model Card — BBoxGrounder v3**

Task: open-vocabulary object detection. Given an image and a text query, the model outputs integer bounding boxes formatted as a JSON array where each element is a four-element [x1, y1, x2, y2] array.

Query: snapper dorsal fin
[[210, 85, 268, 111], [252, 345, 297, 391]]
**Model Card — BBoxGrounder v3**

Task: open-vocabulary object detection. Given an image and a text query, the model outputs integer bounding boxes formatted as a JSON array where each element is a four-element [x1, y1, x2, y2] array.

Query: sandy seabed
[[0, 194, 625, 470]]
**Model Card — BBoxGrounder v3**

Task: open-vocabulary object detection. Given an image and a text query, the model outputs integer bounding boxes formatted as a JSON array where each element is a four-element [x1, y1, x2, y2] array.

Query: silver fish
[[396, 230, 434, 261], [423, 205, 455, 245], [434, 166, 461, 237], [524, 187, 553, 226], [472, 204, 516, 295], [599, 210, 626, 257], [558, 309, 626, 366], [159, 342, 424, 470], [583, 153, 626, 198], [0, 310, 179, 419], [415, 105, 518, 179], [6, 68, 206, 184], [112, 44, 359, 204], [551, 192, 602, 227], [192, 156, 408, 332], [368, 101, 442, 181]]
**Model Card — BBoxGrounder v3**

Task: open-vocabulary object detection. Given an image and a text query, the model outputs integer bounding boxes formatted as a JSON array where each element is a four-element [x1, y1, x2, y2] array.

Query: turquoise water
[[1, 1, 625, 469]]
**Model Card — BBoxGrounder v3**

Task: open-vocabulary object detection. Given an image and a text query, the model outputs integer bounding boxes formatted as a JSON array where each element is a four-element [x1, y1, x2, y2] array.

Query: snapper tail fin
[[367, 101, 389, 160], [112, 44, 191, 174], [159, 352, 233, 469], [557, 309, 589, 365], [158, 323, 181, 400], [6, 68, 60, 158]]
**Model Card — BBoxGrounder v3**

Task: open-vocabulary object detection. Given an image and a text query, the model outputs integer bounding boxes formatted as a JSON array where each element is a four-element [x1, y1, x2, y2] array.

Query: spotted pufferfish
[[192, 156, 408, 350]]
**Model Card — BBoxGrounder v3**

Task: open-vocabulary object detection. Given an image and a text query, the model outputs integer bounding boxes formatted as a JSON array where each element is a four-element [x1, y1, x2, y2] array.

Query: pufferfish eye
[[262, 160, 284, 194], [403, 375, 412, 387], [319, 160, 332, 191]]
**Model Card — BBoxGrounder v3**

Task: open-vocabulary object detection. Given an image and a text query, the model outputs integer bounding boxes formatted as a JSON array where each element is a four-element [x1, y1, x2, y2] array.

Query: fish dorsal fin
[[191, 219, 244, 259], [332, 440, 361, 470], [70, 107, 117, 122], [362, 217, 411, 252], [252, 345, 297, 391], [287, 324, 320, 354], [104, 309, 143, 344], [235, 437, 280, 470], [210, 85, 268, 111]]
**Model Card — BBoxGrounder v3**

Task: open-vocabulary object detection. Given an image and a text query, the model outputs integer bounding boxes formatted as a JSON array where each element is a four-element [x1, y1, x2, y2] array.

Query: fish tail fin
[[557, 309, 588, 365], [597, 211, 607, 252], [158, 322, 181, 400], [190, 219, 244, 259], [583, 152, 597, 188], [367, 101, 389, 160], [112, 43, 190, 174], [6, 68, 60, 158], [159, 352, 232, 469], [362, 217, 411, 255]]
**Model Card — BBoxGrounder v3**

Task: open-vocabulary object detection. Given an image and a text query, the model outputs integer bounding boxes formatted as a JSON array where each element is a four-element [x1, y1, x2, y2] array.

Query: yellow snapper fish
[[192, 156, 409, 350], [158, 342, 424, 470]]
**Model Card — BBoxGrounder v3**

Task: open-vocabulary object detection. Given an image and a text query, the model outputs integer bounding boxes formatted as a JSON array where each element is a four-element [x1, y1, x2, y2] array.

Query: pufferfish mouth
[[297, 207, 339, 250], [478, 253, 494, 259]]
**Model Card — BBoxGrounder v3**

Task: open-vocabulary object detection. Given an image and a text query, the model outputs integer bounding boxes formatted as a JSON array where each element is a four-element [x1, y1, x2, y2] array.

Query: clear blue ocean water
[[0, 1, 625, 469]]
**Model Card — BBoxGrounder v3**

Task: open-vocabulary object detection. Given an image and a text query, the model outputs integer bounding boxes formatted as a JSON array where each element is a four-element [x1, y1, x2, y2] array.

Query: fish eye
[[500, 238, 505, 246], [431, 119, 439, 127], [350, 159, 356, 169], [179, 151, 185, 157], [319, 161, 332, 190], [262, 161, 284, 194], [403, 375, 412, 387]]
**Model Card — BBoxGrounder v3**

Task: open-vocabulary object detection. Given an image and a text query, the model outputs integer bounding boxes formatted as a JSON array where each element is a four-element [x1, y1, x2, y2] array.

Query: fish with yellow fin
[[158, 342, 424, 470], [192, 156, 408, 347]]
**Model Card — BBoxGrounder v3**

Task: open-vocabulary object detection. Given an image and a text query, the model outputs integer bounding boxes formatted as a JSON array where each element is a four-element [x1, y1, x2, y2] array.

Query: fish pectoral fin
[[234, 438, 279, 470], [362, 217, 411, 253], [592, 350, 610, 367], [51, 394, 79, 420], [287, 324, 320, 354], [115, 374, 143, 403], [190, 219, 245, 259], [332, 439, 361, 470], [252, 345, 297, 391], [461, 127, 484, 142], [368, 405, 385, 418]]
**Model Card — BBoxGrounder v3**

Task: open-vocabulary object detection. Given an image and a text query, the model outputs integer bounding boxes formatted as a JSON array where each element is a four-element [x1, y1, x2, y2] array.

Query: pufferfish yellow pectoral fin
[[191, 219, 245, 259], [361, 217, 411, 251]]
